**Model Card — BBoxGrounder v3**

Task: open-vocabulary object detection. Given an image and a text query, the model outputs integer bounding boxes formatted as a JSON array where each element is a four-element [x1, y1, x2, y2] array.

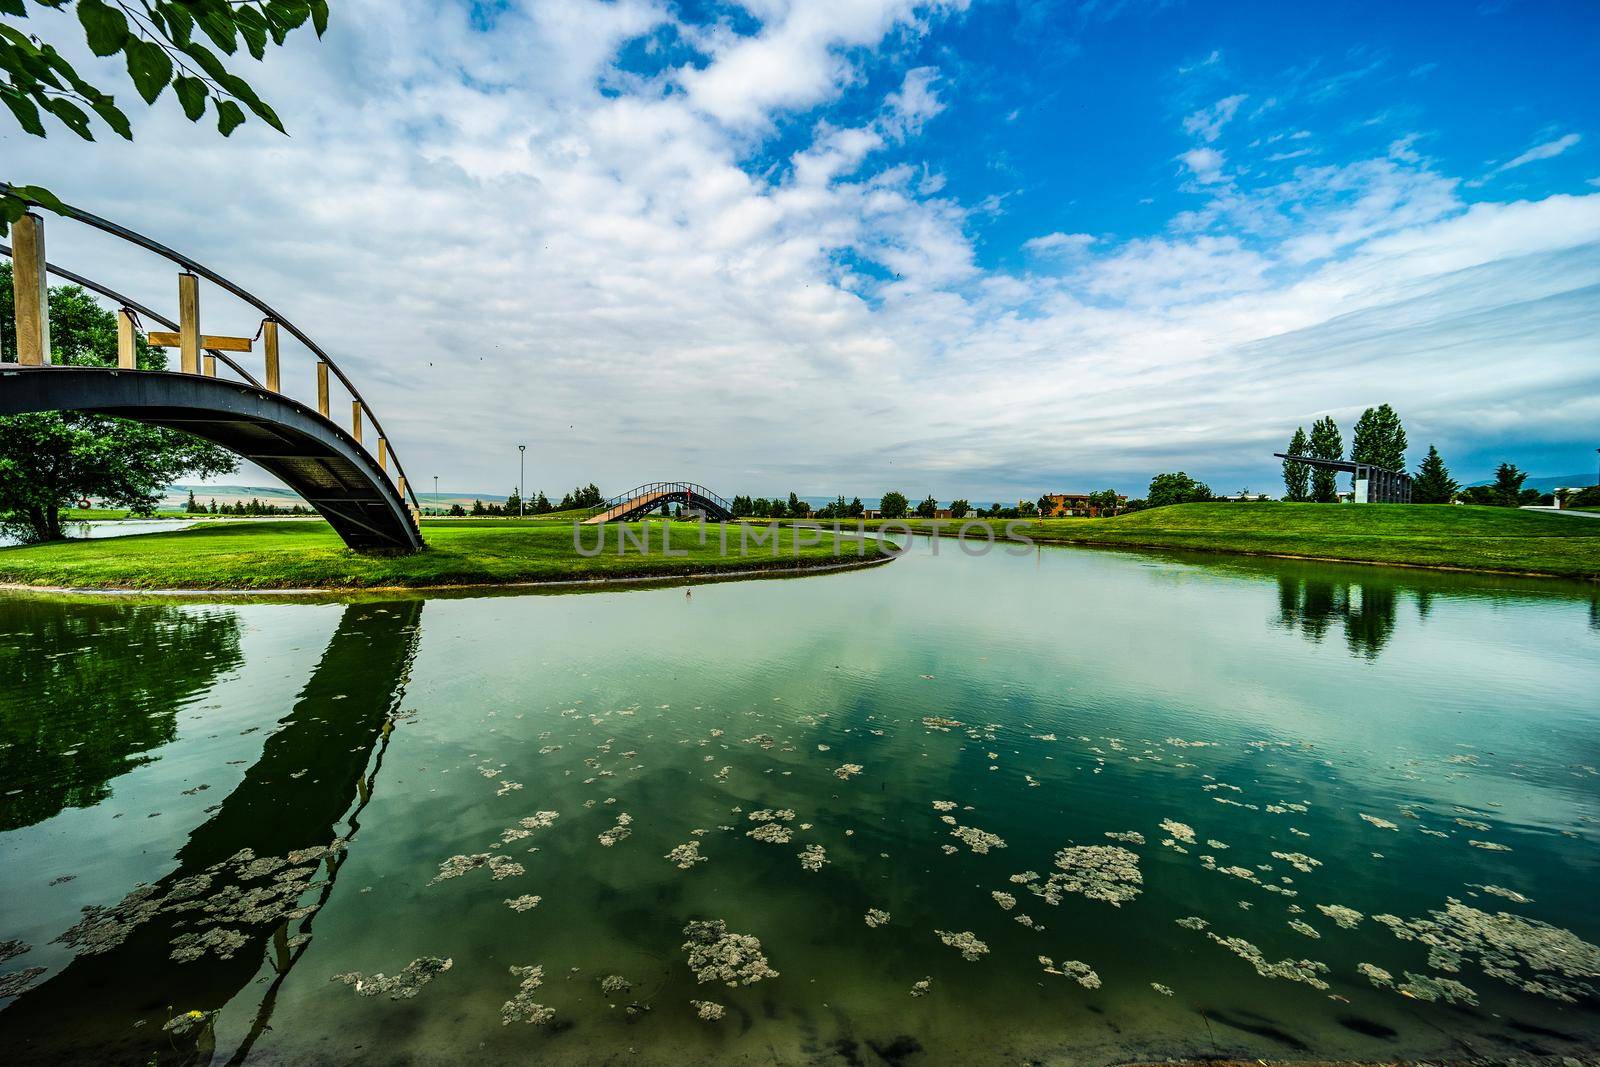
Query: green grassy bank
[[0, 518, 891, 591], [847, 502, 1600, 581]]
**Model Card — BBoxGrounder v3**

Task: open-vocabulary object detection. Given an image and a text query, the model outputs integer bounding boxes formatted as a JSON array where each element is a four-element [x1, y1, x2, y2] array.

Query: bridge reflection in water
[[1, 601, 422, 1065]]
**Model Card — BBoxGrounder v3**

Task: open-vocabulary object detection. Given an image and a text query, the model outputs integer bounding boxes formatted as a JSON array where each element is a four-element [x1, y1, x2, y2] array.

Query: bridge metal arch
[[2, 190, 425, 551], [0, 367, 422, 551], [584, 481, 735, 524]]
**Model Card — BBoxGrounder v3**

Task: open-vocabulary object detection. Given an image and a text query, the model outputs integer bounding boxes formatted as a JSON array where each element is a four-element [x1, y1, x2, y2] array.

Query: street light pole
[[433, 475, 439, 514], [518, 445, 526, 517]]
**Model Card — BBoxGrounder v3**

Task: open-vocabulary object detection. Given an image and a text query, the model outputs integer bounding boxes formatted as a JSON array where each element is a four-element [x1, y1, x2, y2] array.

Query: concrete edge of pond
[[0, 550, 898, 602]]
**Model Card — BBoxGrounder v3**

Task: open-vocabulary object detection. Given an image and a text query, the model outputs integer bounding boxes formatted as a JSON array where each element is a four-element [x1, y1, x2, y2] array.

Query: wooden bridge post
[[377, 437, 387, 471], [116, 310, 136, 369], [351, 401, 363, 444], [262, 320, 280, 391], [178, 273, 200, 374], [316, 360, 330, 417], [10, 213, 50, 365]]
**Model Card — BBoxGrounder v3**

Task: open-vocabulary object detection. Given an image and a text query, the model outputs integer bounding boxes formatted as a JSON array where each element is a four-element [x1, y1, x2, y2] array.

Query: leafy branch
[[1, 0, 327, 232]]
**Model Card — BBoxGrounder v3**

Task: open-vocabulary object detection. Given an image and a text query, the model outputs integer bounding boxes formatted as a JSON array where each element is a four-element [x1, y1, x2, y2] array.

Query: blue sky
[[12, 0, 1600, 498]]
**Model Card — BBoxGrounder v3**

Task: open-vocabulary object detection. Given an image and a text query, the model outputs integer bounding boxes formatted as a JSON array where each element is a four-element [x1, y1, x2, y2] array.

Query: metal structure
[[584, 481, 735, 524], [1275, 454, 1412, 503], [1, 194, 423, 551], [2, 368, 420, 550]]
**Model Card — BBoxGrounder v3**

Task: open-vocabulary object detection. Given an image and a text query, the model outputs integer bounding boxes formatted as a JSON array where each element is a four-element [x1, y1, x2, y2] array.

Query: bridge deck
[[0, 367, 422, 551]]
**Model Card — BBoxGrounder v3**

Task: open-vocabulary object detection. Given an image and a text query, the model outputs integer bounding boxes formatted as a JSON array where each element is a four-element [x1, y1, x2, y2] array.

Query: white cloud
[[10, 0, 1598, 499], [1023, 232, 1095, 256], [1182, 94, 1247, 143], [881, 66, 944, 141], [1180, 146, 1227, 183], [1491, 132, 1582, 175]]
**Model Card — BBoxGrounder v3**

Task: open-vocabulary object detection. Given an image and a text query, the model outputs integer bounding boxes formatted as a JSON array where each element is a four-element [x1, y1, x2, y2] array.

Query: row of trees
[[1282, 404, 1410, 503], [1278, 404, 1580, 507], [1282, 404, 1465, 504], [184, 491, 307, 516], [730, 493, 814, 519]]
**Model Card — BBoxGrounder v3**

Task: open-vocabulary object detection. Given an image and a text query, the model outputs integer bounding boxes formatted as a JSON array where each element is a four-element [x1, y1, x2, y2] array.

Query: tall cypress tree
[[1412, 445, 1458, 504], [1351, 404, 1407, 471], [1282, 427, 1310, 501], [1308, 416, 1343, 503]]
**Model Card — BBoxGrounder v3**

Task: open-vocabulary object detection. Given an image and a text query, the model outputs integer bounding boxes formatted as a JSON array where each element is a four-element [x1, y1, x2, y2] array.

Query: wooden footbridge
[[584, 482, 735, 524], [1, 194, 423, 551]]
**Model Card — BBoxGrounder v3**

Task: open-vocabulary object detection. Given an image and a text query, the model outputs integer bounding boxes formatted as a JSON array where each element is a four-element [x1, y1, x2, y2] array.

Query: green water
[[2, 538, 1599, 1065]]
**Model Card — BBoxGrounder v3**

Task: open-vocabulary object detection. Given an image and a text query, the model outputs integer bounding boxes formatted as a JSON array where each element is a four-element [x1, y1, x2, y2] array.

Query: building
[[1039, 493, 1126, 517]]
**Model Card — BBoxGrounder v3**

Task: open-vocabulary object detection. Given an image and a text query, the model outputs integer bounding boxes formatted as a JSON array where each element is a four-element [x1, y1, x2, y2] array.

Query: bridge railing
[[0, 193, 422, 519], [593, 481, 735, 516]]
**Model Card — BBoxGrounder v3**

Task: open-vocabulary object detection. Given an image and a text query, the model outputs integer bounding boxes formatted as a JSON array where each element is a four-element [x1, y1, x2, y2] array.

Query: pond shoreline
[[0, 550, 896, 598]]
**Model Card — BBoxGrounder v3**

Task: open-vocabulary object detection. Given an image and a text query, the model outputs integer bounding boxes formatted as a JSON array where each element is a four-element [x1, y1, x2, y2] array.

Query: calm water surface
[[2, 538, 1598, 1065]]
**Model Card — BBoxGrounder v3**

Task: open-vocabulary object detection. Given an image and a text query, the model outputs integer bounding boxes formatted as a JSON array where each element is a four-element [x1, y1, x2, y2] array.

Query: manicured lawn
[[845, 503, 1600, 580], [0, 518, 891, 591]]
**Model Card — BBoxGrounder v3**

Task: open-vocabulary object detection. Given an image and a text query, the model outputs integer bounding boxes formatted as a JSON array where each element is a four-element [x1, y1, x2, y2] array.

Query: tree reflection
[[0, 600, 243, 832], [1275, 576, 1398, 660], [1, 600, 423, 1065]]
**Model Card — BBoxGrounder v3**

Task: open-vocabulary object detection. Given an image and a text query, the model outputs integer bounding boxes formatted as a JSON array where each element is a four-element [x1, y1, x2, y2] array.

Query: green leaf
[[233, 5, 269, 60], [41, 96, 94, 139], [76, 0, 129, 57], [125, 39, 173, 104], [173, 75, 208, 122], [1, 88, 47, 137], [0, 0, 28, 17], [310, 0, 329, 37], [88, 94, 132, 139], [196, 8, 239, 54], [214, 98, 244, 136], [181, 40, 229, 83], [155, 2, 195, 46]]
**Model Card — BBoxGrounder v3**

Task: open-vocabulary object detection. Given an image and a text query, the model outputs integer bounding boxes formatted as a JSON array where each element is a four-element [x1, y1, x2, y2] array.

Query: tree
[[847, 497, 864, 518], [1282, 427, 1310, 502], [1308, 416, 1343, 503], [1145, 472, 1213, 508], [787, 492, 811, 519], [1492, 463, 1528, 507], [184, 488, 199, 513], [3, 0, 329, 234], [448, 503, 466, 517], [1088, 489, 1121, 516], [879, 490, 908, 519], [1035, 495, 1054, 517], [1351, 403, 1407, 471], [948, 499, 970, 518], [1411, 445, 1457, 504], [0, 266, 236, 541], [505, 487, 522, 516], [915, 495, 937, 518]]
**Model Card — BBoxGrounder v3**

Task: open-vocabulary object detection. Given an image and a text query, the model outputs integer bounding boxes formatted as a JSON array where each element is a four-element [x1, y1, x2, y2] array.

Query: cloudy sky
[[10, 0, 1600, 500]]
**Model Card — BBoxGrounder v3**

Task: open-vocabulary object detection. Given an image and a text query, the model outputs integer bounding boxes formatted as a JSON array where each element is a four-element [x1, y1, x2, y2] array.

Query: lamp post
[[518, 445, 526, 517], [433, 475, 439, 514]]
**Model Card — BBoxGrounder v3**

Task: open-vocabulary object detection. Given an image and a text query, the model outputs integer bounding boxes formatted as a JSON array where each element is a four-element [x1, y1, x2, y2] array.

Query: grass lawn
[[0, 518, 891, 591], [845, 502, 1600, 581]]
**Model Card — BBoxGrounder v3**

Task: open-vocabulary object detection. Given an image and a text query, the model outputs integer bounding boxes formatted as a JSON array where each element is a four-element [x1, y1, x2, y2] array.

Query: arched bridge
[[1, 191, 422, 551], [583, 482, 735, 524]]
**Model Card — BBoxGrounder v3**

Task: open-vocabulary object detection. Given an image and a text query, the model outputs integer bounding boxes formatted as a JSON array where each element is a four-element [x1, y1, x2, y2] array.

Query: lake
[[2, 536, 1598, 1064]]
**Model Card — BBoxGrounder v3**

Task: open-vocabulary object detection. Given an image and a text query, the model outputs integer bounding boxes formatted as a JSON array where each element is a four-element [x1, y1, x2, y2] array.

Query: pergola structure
[[1275, 454, 1413, 503]]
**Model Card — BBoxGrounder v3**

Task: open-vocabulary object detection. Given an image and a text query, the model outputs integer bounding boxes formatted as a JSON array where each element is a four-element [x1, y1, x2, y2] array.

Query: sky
[[9, 0, 1600, 500]]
